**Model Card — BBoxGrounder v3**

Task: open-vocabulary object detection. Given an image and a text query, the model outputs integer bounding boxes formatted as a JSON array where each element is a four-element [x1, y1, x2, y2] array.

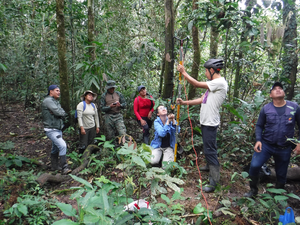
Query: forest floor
[[1, 102, 300, 224]]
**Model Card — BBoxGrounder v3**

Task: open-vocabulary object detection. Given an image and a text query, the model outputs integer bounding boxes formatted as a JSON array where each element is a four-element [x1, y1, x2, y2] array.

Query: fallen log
[[270, 167, 300, 181], [36, 173, 71, 186], [36, 144, 101, 186]]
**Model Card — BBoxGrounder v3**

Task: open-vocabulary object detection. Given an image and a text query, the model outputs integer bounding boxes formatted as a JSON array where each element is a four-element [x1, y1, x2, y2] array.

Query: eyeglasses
[[158, 107, 167, 111]]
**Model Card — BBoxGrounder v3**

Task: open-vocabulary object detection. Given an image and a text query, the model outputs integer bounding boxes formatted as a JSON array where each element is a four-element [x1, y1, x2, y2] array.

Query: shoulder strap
[[91, 103, 95, 110], [83, 101, 87, 111]]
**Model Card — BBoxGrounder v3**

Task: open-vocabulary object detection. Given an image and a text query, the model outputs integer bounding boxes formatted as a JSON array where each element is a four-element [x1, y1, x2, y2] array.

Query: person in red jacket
[[134, 85, 155, 144]]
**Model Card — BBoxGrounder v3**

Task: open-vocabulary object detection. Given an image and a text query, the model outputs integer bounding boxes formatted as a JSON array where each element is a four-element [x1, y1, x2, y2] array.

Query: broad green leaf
[[259, 199, 270, 208], [69, 174, 93, 189], [132, 155, 146, 168], [221, 200, 231, 208], [56, 203, 77, 217], [52, 219, 80, 225], [83, 214, 100, 223], [115, 213, 134, 225], [166, 181, 180, 192], [193, 203, 205, 214], [267, 188, 286, 194], [117, 148, 135, 155], [116, 163, 128, 170], [81, 190, 95, 208], [241, 172, 249, 178], [161, 194, 170, 204], [286, 193, 300, 200], [16, 204, 28, 216], [216, 207, 236, 217], [99, 189, 110, 212], [274, 195, 288, 202], [75, 63, 85, 70]]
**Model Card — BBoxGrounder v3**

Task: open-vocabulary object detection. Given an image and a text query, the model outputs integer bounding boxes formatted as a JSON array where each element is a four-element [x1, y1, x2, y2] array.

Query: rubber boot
[[244, 176, 259, 198], [50, 153, 61, 171], [275, 181, 285, 189], [60, 155, 72, 175], [78, 145, 86, 155], [203, 165, 220, 193], [200, 164, 209, 172]]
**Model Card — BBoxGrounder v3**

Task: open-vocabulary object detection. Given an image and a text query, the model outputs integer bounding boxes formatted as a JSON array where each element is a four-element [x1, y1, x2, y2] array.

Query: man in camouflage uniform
[[100, 80, 127, 141]]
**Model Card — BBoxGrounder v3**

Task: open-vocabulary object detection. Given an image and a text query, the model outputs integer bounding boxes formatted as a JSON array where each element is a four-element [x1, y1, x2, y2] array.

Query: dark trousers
[[137, 117, 152, 144], [201, 125, 219, 166], [249, 141, 291, 184], [79, 126, 96, 149]]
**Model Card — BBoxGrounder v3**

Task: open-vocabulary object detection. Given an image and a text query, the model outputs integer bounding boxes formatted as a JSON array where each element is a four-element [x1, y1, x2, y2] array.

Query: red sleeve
[[133, 97, 141, 120]]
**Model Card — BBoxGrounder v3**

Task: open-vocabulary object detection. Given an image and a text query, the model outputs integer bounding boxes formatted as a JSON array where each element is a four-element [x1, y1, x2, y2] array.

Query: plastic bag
[[279, 207, 295, 225]]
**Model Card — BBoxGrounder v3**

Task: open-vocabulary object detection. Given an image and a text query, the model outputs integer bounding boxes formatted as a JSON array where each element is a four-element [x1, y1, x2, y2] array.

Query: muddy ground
[[0, 102, 300, 224]]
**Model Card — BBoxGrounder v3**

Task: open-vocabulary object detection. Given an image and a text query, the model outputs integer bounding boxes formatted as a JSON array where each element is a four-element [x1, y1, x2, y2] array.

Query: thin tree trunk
[[210, 26, 219, 58], [282, 0, 297, 100], [88, 0, 96, 62], [56, 0, 71, 125], [162, 0, 174, 99], [188, 0, 200, 100]]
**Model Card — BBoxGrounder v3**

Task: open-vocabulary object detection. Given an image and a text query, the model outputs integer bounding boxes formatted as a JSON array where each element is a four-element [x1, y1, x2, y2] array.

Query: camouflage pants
[[103, 113, 126, 141]]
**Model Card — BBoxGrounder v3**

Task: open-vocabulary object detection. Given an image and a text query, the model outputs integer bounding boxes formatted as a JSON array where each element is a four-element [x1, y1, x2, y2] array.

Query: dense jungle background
[[1, 0, 300, 224]]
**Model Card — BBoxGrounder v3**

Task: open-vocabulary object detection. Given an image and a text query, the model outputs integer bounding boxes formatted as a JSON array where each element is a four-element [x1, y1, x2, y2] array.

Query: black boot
[[244, 176, 259, 198], [78, 145, 86, 155], [203, 165, 220, 193], [60, 155, 72, 175], [275, 181, 285, 189], [50, 153, 61, 171], [200, 164, 209, 171]]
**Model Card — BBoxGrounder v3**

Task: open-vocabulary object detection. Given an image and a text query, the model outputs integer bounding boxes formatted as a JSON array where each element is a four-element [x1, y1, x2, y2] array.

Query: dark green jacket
[[100, 91, 126, 113], [42, 96, 67, 130]]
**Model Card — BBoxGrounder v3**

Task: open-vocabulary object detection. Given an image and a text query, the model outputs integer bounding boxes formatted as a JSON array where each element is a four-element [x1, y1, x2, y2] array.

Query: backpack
[[75, 101, 95, 122]]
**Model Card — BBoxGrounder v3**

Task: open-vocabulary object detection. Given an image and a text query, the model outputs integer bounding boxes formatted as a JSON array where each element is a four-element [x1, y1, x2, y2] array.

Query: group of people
[[42, 58, 300, 196]]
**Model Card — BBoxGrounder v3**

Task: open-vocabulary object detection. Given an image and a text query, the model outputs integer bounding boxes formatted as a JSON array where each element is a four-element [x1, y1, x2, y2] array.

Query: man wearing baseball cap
[[99, 80, 127, 141], [42, 85, 72, 174], [244, 82, 300, 197]]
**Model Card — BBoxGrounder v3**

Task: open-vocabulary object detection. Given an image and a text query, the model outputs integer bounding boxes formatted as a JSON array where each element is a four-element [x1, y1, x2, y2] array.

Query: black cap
[[138, 85, 145, 92], [270, 82, 283, 93]]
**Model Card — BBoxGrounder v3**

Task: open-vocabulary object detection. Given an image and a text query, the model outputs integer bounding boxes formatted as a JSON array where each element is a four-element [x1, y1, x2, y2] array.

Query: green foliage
[[193, 202, 214, 225], [0, 153, 31, 168], [4, 185, 56, 225], [154, 188, 186, 224], [237, 186, 300, 224], [0, 141, 15, 150], [163, 161, 187, 178], [53, 174, 174, 225]]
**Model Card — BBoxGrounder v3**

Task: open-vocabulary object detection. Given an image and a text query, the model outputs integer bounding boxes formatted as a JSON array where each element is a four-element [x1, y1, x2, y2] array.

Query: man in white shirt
[[177, 59, 228, 192]]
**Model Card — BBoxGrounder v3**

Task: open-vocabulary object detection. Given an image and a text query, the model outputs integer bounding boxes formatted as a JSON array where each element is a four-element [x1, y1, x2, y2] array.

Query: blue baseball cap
[[48, 85, 59, 95]]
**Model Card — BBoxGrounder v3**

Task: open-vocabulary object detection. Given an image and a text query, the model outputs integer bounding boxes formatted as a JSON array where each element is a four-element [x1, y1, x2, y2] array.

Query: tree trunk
[[188, 0, 200, 100], [56, 0, 71, 125], [36, 145, 101, 186], [88, 0, 96, 62], [162, 0, 174, 99], [233, 0, 256, 100], [282, 0, 297, 100], [210, 26, 219, 58]]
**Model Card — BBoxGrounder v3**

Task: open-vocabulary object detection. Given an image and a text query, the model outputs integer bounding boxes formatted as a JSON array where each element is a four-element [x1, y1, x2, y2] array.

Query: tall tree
[[282, 0, 297, 100], [233, 0, 256, 100], [162, 0, 174, 99], [56, 0, 71, 123], [188, 0, 200, 100], [88, 0, 95, 62]]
